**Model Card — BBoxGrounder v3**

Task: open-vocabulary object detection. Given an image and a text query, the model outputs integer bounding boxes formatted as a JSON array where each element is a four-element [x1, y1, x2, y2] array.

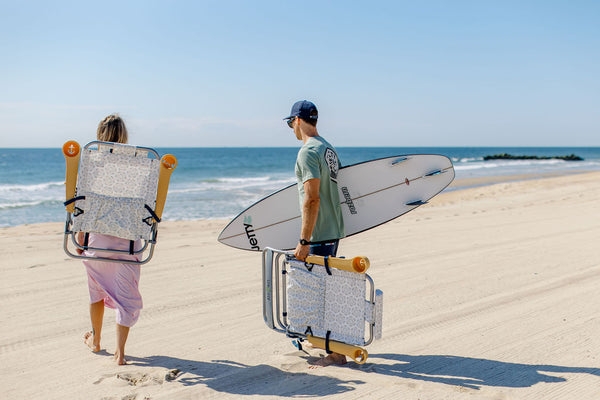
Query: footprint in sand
[[117, 371, 161, 386], [165, 369, 181, 381], [93, 374, 114, 385], [116, 369, 182, 386]]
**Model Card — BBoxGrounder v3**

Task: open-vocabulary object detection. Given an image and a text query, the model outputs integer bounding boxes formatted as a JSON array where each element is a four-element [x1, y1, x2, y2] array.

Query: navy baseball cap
[[284, 100, 318, 121]]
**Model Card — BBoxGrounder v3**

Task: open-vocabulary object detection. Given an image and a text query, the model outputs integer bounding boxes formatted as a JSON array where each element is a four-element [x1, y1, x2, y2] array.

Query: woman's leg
[[84, 300, 104, 352], [114, 324, 130, 365]]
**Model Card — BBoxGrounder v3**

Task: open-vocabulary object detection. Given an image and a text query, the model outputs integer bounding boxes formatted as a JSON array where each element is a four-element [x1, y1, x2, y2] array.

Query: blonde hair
[[97, 114, 128, 144]]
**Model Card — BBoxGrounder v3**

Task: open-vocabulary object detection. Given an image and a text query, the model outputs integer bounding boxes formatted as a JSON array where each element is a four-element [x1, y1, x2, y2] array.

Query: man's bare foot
[[83, 331, 100, 352], [114, 350, 127, 365], [309, 353, 347, 369]]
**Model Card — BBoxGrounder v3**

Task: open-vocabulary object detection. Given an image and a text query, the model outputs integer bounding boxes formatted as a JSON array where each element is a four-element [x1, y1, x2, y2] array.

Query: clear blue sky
[[1, 0, 598, 147]]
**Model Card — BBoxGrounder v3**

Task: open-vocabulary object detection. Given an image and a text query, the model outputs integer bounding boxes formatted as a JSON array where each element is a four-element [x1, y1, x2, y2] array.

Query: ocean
[[1, 147, 599, 228]]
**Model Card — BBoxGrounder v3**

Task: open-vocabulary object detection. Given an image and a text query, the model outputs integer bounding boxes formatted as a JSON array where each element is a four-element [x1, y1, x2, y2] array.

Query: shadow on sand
[[128, 354, 364, 397], [367, 353, 600, 390]]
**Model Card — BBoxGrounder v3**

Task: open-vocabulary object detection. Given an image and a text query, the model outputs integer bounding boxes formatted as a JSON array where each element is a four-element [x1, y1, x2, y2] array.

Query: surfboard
[[218, 154, 455, 251]]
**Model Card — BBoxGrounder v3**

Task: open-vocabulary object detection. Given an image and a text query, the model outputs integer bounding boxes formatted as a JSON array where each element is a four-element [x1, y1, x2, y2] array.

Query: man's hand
[[294, 242, 310, 261]]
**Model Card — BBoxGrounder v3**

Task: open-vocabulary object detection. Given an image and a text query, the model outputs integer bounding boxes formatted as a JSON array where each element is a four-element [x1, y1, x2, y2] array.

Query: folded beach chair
[[262, 247, 383, 364], [62, 140, 177, 264]]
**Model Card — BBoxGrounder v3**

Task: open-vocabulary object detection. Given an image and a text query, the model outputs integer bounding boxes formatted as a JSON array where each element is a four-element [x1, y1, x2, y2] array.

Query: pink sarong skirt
[[82, 233, 143, 327]]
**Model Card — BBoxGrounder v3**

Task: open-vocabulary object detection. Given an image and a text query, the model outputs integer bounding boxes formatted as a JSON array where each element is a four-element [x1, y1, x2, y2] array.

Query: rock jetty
[[483, 153, 583, 161]]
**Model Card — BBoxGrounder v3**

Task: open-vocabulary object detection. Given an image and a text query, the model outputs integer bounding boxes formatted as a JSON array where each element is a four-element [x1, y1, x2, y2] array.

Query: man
[[284, 100, 346, 366]]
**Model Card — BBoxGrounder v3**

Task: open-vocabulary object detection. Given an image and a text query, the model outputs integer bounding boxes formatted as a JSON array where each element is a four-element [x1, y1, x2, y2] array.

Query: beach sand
[[1, 171, 600, 399]]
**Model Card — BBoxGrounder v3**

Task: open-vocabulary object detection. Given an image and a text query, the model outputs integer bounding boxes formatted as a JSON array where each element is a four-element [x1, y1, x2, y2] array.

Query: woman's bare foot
[[83, 331, 101, 352], [114, 349, 127, 365], [309, 353, 347, 369]]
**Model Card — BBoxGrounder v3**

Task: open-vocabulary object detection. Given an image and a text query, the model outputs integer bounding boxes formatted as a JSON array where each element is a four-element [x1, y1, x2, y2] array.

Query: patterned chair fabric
[[286, 259, 383, 346], [71, 143, 160, 240]]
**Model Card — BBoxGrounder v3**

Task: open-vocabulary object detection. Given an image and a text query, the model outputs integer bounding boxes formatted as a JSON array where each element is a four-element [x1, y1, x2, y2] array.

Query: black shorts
[[309, 240, 339, 257]]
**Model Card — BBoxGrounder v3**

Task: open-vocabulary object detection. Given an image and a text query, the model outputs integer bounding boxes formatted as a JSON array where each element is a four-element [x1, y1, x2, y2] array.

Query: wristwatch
[[299, 239, 311, 246]]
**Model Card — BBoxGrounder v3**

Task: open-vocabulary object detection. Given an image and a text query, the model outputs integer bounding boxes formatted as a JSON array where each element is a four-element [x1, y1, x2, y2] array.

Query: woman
[[78, 114, 143, 365]]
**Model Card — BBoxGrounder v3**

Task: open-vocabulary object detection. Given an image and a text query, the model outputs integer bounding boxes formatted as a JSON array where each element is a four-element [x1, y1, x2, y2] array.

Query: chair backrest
[[71, 142, 160, 240], [286, 260, 370, 346]]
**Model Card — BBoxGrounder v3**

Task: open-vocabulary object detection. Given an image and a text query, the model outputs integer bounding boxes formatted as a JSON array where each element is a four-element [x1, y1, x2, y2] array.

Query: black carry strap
[[63, 195, 85, 206], [143, 204, 161, 226], [325, 331, 332, 354], [292, 339, 303, 351], [129, 240, 135, 255], [83, 232, 90, 250], [323, 256, 332, 275], [64, 196, 86, 216]]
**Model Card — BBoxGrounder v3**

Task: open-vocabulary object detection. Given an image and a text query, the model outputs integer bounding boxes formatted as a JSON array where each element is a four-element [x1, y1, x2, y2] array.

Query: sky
[[0, 0, 598, 148]]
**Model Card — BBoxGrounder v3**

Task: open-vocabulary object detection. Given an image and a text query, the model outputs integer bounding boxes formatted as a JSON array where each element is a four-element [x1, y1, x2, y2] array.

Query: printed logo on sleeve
[[324, 148, 339, 183]]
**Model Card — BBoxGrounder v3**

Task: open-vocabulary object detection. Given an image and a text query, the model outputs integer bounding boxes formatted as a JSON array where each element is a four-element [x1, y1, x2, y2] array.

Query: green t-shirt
[[295, 136, 345, 242]]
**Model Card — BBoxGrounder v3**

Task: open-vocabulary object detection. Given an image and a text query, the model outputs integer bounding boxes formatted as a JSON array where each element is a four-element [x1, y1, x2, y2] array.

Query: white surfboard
[[218, 154, 454, 251]]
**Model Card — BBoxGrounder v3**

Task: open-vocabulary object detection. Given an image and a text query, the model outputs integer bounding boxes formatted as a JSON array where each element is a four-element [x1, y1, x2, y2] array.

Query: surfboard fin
[[425, 169, 445, 177], [391, 156, 410, 165], [406, 200, 427, 206]]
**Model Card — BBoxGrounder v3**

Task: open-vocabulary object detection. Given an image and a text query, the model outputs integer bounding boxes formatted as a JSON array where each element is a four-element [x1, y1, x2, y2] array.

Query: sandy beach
[[2, 171, 600, 400]]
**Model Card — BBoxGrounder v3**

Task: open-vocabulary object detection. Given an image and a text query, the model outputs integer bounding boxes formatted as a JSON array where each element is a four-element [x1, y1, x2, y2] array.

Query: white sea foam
[[0, 199, 61, 210], [0, 181, 64, 193], [452, 157, 483, 163], [169, 176, 295, 194]]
